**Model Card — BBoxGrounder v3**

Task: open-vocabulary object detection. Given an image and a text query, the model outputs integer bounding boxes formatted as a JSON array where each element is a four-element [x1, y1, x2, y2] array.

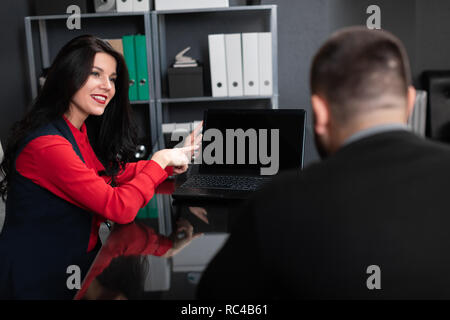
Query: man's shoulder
[[260, 131, 450, 194], [340, 130, 450, 156], [320, 131, 450, 170]]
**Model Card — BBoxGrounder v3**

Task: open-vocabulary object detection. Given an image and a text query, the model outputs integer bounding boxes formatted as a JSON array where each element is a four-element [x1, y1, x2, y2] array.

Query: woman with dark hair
[[0, 35, 197, 299]]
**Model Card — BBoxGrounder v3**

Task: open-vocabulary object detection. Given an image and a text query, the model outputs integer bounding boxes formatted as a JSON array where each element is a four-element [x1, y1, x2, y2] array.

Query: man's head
[[310, 26, 416, 157]]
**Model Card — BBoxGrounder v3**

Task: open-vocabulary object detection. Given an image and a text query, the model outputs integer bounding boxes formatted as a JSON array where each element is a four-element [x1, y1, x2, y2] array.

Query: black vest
[[0, 118, 100, 299]]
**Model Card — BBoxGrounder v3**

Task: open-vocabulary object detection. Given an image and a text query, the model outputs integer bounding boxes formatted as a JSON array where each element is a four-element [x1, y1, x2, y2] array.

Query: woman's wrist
[[151, 151, 169, 169]]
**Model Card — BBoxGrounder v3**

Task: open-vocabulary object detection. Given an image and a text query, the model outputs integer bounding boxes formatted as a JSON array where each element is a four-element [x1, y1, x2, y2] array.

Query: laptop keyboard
[[180, 175, 271, 191]]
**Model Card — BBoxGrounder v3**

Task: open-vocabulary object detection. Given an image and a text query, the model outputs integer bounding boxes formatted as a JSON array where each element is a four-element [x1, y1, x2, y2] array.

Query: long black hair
[[0, 35, 137, 200]]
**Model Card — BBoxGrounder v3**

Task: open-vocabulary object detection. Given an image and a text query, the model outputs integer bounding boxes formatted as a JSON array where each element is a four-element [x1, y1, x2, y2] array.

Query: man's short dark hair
[[310, 26, 412, 124]]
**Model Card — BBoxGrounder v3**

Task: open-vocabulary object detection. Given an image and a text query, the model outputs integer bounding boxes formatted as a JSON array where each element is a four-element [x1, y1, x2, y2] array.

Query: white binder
[[225, 33, 244, 97], [258, 32, 273, 96], [242, 33, 260, 96], [132, 0, 150, 11], [116, 0, 133, 12], [208, 34, 228, 97]]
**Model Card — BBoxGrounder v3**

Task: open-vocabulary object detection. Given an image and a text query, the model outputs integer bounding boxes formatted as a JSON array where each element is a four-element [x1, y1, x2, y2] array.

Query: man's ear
[[406, 86, 416, 120], [311, 95, 330, 136]]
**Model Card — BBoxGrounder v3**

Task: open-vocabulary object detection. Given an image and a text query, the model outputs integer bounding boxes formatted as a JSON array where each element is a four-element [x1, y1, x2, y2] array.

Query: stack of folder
[[208, 32, 273, 97], [106, 35, 150, 101]]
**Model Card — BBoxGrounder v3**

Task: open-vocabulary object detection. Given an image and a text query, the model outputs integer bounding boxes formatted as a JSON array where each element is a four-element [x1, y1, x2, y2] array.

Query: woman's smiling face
[[68, 52, 117, 123]]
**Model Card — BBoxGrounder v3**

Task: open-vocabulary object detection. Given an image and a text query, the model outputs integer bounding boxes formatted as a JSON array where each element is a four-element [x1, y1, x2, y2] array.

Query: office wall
[[0, 0, 32, 144], [262, 0, 330, 164], [328, 0, 450, 87], [329, 0, 416, 82], [329, 0, 418, 88], [415, 0, 450, 86]]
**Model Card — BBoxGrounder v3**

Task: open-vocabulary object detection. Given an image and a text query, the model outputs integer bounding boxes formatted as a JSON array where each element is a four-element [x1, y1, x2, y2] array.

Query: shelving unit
[[24, 4, 278, 155], [151, 5, 278, 148]]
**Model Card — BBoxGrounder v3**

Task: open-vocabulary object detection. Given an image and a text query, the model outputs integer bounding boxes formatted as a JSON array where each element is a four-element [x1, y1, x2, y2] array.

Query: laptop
[[172, 109, 306, 200]]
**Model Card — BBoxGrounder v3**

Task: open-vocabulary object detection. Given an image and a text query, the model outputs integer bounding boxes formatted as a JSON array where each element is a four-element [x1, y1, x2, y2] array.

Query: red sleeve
[[16, 136, 168, 224], [115, 162, 173, 185], [114, 161, 149, 185], [165, 166, 174, 177]]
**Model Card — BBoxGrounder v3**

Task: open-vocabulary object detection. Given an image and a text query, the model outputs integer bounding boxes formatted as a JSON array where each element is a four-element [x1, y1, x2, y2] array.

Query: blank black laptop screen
[[199, 109, 306, 176]]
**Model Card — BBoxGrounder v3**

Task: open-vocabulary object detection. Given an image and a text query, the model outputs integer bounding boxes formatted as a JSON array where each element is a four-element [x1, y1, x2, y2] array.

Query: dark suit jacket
[[197, 130, 450, 299]]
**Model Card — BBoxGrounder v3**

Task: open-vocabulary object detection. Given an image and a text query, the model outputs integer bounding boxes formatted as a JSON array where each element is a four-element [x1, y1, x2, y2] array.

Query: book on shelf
[[119, 35, 150, 101]]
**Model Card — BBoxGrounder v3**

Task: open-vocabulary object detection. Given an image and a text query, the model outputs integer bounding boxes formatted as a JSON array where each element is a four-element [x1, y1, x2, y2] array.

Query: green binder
[[122, 35, 138, 101], [134, 35, 150, 101]]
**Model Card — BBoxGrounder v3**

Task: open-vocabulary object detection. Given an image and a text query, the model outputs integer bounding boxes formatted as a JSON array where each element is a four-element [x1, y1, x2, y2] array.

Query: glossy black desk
[[75, 169, 247, 300]]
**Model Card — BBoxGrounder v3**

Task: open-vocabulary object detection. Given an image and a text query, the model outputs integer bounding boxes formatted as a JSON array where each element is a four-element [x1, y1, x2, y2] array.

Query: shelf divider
[[159, 95, 274, 103], [154, 5, 276, 15]]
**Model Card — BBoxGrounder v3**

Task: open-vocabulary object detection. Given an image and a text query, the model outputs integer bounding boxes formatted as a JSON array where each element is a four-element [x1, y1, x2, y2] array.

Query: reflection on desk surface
[[173, 200, 245, 234], [75, 176, 250, 300], [75, 218, 200, 300], [169, 201, 243, 279]]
